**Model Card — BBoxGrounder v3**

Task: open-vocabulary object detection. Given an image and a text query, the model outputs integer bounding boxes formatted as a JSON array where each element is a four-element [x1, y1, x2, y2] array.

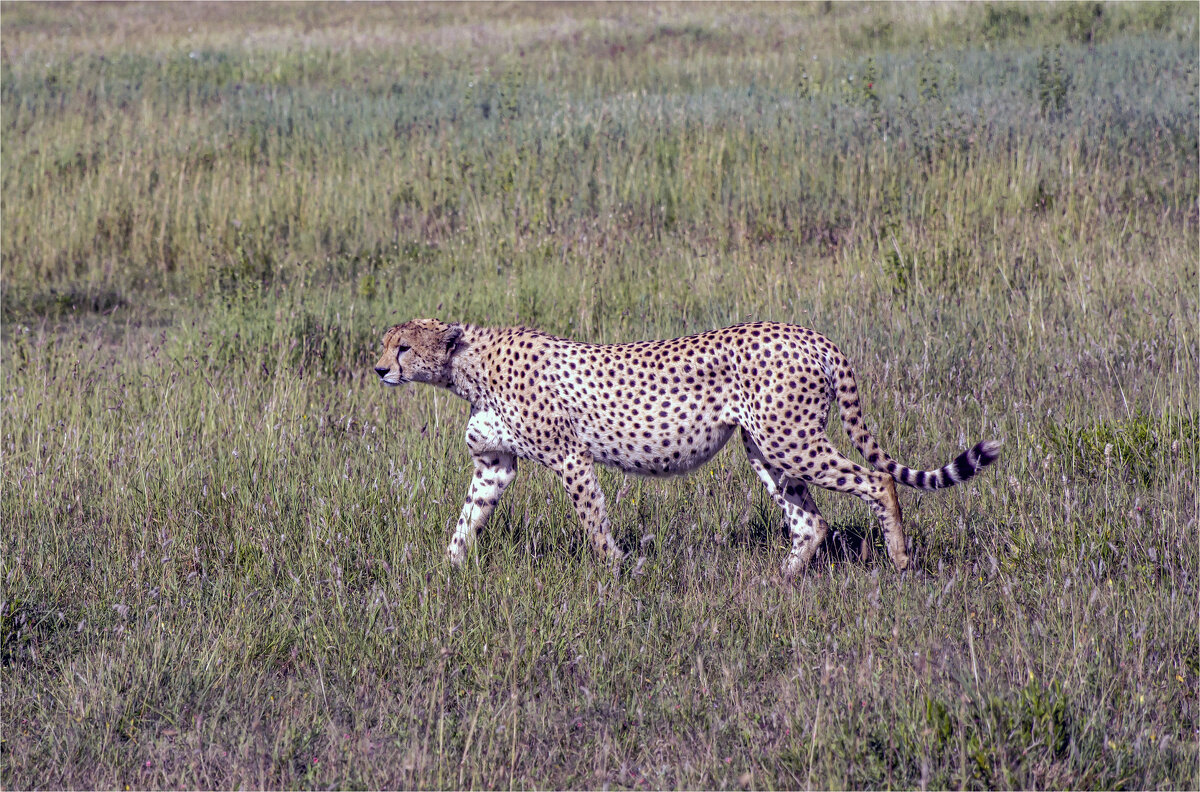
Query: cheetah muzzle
[[374, 319, 1000, 575]]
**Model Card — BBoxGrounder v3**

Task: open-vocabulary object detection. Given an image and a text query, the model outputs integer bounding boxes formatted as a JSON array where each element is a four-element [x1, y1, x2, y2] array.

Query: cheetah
[[374, 319, 1000, 575]]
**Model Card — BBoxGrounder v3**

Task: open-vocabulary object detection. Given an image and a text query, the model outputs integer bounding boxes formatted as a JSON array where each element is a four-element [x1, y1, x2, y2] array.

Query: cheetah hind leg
[[786, 438, 909, 572], [741, 430, 829, 578]]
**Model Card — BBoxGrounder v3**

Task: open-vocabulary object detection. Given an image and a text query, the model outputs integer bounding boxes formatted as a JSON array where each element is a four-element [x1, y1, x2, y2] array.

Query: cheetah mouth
[[375, 368, 405, 386]]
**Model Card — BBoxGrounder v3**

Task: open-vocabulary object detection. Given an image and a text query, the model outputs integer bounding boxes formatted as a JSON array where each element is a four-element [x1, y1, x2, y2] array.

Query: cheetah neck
[[445, 324, 496, 406]]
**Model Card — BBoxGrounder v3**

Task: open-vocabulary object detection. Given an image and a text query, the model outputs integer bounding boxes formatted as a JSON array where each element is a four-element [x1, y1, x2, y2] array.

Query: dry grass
[[2, 2, 1197, 788]]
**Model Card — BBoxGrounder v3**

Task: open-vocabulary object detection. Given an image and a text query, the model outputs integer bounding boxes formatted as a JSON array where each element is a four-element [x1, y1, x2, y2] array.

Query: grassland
[[2, 2, 1197, 788]]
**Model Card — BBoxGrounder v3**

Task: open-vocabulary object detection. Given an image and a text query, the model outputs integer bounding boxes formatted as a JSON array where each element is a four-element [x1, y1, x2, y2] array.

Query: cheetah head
[[374, 319, 464, 388]]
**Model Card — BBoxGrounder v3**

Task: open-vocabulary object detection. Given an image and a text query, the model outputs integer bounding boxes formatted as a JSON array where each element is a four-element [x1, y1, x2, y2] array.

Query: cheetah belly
[[579, 418, 737, 477]]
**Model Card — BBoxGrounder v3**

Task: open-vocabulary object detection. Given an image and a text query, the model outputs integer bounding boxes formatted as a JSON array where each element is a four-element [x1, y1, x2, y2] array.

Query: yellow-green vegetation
[[2, 2, 1196, 788]]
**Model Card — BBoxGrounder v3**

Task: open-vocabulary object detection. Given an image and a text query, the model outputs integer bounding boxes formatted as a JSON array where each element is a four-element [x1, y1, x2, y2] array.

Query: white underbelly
[[587, 423, 736, 477]]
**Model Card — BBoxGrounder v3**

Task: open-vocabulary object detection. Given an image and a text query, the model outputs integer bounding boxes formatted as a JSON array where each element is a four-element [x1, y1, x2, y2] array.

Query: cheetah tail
[[825, 350, 1001, 491]]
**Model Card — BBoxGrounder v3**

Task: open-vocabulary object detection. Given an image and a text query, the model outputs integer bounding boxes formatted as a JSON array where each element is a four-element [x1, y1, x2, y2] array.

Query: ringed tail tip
[[978, 439, 1002, 464]]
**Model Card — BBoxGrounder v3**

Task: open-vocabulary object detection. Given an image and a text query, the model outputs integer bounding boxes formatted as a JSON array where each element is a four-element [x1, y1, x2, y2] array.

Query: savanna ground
[[2, 2, 1197, 788]]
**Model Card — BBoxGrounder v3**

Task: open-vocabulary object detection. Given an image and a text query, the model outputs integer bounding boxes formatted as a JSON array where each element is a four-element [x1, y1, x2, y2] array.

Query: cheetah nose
[[374, 367, 389, 378]]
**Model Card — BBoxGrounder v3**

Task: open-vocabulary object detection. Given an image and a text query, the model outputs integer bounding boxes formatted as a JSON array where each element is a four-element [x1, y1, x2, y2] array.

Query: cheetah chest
[[463, 408, 527, 457]]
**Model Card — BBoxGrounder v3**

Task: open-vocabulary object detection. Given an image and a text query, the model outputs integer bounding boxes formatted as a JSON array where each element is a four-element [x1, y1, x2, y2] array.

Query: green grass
[[2, 2, 1197, 788]]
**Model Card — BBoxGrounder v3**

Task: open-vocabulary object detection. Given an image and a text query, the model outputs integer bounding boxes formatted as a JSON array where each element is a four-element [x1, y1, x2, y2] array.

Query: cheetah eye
[[396, 345, 410, 354]]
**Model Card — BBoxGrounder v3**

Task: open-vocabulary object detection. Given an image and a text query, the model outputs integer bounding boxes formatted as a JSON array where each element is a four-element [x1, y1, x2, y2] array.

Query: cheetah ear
[[443, 323, 464, 354]]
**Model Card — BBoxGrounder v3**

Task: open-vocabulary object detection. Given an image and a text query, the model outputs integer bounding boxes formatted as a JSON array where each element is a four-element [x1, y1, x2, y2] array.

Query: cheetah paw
[[781, 555, 806, 580]]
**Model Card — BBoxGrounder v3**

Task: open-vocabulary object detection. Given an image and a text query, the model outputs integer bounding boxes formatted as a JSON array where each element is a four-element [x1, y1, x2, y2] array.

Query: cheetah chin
[[374, 319, 1000, 575]]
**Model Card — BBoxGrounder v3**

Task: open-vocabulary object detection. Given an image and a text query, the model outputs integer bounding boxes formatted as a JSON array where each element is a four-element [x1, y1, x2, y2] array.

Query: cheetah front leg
[[552, 451, 623, 563], [741, 430, 829, 577], [447, 452, 518, 565]]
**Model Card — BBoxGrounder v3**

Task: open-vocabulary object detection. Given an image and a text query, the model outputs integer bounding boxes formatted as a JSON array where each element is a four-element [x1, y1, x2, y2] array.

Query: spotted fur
[[374, 319, 1000, 574]]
